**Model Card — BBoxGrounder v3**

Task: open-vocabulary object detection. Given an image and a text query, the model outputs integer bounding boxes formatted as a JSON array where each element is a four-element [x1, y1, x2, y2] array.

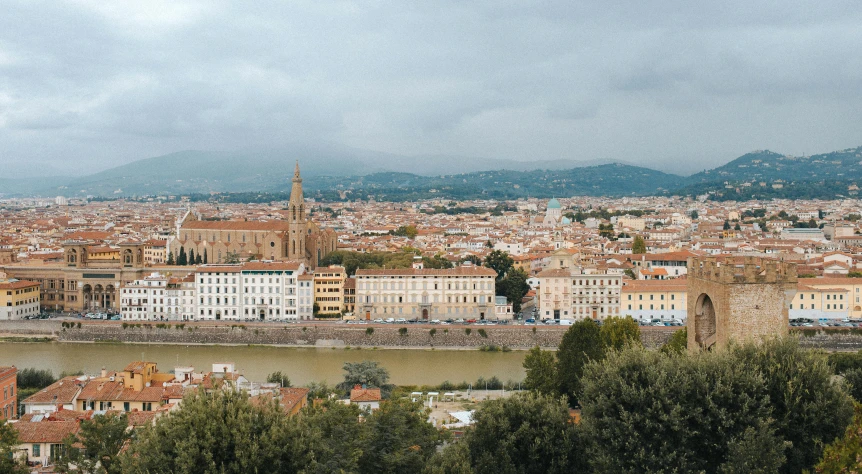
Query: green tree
[[460, 255, 482, 266], [304, 381, 337, 401], [224, 251, 241, 264], [598, 223, 614, 239], [424, 442, 474, 474], [690, 210, 699, 220], [556, 319, 605, 407], [423, 253, 454, 269], [195, 252, 202, 265], [732, 338, 854, 473], [166, 251, 175, 265], [841, 368, 862, 402], [660, 327, 688, 355], [816, 403, 862, 473], [358, 399, 444, 473], [299, 401, 365, 473], [203, 248, 208, 264], [632, 235, 646, 254], [57, 413, 130, 474], [177, 247, 187, 265], [337, 361, 394, 399], [188, 249, 196, 266], [453, 392, 585, 474], [580, 346, 781, 473], [522, 346, 558, 396], [600, 316, 641, 351], [120, 390, 310, 474], [393, 225, 419, 239], [496, 267, 530, 313], [483, 250, 514, 279], [266, 371, 292, 388], [0, 421, 28, 474], [723, 219, 731, 230]]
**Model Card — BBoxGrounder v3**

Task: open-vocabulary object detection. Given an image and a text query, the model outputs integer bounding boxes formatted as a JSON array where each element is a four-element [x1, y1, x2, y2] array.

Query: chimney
[[101, 367, 107, 378]]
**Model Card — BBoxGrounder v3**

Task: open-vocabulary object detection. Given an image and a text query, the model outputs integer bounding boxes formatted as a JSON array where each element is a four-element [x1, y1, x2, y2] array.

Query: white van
[[559, 319, 573, 326]]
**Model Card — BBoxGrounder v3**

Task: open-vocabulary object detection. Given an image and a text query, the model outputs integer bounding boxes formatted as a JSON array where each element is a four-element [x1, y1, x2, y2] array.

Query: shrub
[[465, 328, 472, 336], [429, 328, 437, 337], [478, 329, 488, 338], [398, 327, 408, 336], [366, 327, 374, 336], [76, 322, 81, 329], [121, 322, 129, 329]]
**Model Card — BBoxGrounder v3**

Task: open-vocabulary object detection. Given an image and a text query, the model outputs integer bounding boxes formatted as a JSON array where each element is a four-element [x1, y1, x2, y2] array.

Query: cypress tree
[[177, 247, 187, 266], [189, 249, 196, 266], [166, 251, 175, 265], [203, 248, 208, 264]]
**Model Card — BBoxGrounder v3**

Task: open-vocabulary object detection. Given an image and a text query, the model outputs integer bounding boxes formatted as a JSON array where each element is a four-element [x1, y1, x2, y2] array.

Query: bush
[[429, 328, 437, 337], [366, 327, 374, 336], [398, 327, 408, 336], [76, 322, 81, 328], [478, 329, 488, 338], [465, 328, 472, 336]]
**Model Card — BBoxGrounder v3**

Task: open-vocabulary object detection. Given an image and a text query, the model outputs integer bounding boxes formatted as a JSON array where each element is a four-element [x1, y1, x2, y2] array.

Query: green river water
[[0, 342, 527, 386]]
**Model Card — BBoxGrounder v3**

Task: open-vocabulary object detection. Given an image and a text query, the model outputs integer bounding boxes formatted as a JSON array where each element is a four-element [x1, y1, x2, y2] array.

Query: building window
[[33, 444, 40, 457]]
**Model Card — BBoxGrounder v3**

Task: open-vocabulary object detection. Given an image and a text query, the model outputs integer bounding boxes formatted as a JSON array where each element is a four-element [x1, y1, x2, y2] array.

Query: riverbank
[[0, 320, 677, 349]]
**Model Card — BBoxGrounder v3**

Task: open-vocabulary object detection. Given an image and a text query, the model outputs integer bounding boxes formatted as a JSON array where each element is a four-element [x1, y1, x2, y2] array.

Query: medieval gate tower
[[687, 256, 797, 351]]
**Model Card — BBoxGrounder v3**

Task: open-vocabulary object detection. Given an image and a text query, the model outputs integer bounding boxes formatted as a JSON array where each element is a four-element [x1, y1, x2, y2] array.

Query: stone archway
[[695, 293, 717, 350]]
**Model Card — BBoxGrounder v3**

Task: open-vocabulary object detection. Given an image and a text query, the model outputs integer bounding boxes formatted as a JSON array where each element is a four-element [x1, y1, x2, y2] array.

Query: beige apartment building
[[0, 279, 40, 320], [621, 279, 688, 321], [355, 265, 497, 320], [537, 268, 622, 321], [314, 265, 347, 316], [789, 277, 862, 320]]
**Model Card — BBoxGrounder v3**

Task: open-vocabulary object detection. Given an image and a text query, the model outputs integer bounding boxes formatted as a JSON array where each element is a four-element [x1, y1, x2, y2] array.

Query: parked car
[[525, 318, 536, 324]]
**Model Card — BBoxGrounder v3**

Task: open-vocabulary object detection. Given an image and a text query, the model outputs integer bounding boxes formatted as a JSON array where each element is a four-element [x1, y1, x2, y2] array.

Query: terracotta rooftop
[[350, 387, 382, 402], [355, 267, 496, 277], [13, 420, 79, 444], [181, 221, 291, 231]]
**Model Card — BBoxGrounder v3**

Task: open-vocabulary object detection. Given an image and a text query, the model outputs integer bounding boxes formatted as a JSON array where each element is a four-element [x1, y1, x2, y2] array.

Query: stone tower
[[287, 162, 307, 261], [687, 256, 797, 351]]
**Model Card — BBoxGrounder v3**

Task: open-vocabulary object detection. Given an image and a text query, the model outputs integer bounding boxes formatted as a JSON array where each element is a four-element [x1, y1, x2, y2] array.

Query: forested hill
[[202, 163, 684, 202], [685, 147, 862, 184]]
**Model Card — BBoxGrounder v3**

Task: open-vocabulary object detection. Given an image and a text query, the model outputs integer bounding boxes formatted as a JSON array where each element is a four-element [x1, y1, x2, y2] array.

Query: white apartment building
[[239, 262, 304, 321], [120, 272, 170, 321], [165, 274, 196, 321], [355, 265, 497, 320], [537, 268, 622, 321], [196, 265, 242, 321], [298, 274, 314, 320]]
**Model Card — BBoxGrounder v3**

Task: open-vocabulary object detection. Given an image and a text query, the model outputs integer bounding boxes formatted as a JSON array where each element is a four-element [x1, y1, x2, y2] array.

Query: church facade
[[169, 163, 337, 268]]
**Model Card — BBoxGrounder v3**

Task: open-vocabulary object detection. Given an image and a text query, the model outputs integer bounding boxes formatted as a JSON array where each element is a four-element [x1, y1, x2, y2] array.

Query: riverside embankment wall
[[0, 320, 675, 349], [7, 321, 860, 350]]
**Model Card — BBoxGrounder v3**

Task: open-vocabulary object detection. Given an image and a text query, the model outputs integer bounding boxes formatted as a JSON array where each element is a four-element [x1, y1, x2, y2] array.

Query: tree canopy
[[337, 361, 394, 398]]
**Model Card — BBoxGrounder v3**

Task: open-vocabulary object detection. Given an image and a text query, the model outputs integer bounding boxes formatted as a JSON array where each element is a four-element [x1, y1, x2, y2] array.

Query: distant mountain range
[[3, 144, 862, 201]]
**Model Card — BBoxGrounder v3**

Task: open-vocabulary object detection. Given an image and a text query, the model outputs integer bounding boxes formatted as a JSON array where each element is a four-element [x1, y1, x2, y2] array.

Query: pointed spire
[[294, 161, 301, 180]]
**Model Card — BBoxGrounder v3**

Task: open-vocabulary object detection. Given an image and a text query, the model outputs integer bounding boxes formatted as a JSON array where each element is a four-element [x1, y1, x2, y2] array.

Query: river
[[0, 342, 527, 387]]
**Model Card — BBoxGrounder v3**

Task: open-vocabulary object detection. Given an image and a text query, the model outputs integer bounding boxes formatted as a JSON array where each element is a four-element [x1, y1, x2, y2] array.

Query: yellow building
[[790, 277, 862, 320], [0, 279, 40, 320], [621, 279, 688, 321], [76, 361, 176, 412], [314, 265, 347, 316]]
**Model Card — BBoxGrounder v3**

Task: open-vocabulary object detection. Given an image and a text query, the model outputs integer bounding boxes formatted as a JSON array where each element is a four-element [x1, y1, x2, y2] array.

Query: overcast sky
[[2, 0, 861, 178]]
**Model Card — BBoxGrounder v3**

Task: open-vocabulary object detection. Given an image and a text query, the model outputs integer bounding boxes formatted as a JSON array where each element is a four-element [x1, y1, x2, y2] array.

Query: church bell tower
[[287, 162, 307, 260]]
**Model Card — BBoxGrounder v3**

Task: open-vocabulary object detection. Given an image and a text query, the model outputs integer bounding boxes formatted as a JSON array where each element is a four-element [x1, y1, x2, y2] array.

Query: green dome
[[547, 198, 561, 209]]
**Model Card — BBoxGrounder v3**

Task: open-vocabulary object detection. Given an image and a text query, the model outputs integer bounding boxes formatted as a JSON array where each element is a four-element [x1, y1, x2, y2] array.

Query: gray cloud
[[1, 0, 861, 177]]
